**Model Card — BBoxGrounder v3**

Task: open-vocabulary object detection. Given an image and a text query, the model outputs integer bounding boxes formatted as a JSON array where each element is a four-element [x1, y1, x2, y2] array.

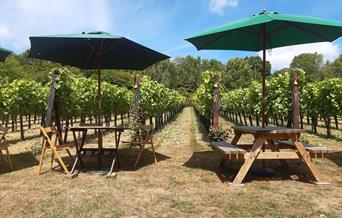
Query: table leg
[[231, 136, 265, 186], [108, 154, 116, 174], [114, 131, 121, 168], [291, 138, 329, 185], [231, 132, 241, 145], [71, 131, 83, 174], [96, 130, 103, 169], [78, 130, 87, 167]]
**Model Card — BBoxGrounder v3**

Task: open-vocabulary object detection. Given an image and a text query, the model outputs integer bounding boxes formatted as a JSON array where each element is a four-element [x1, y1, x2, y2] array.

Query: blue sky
[[1, 0, 341, 71]]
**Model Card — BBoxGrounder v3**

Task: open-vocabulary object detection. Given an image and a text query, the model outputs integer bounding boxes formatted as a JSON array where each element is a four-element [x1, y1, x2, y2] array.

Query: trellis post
[[291, 71, 300, 129], [45, 69, 62, 143], [212, 74, 220, 133]]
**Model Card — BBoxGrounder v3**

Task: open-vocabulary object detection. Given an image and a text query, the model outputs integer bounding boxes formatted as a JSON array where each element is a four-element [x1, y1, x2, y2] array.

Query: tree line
[[1, 49, 341, 95]]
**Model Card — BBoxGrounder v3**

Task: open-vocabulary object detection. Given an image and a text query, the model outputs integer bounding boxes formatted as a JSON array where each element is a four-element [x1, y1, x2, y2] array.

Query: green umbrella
[[186, 10, 342, 127], [0, 47, 12, 62], [29, 31, 169, 123]]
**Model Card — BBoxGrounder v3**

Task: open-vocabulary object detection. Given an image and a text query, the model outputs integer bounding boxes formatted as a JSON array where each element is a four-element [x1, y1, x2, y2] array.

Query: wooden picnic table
[[69, 125, 129, 176], [212, 126, 329, 186]]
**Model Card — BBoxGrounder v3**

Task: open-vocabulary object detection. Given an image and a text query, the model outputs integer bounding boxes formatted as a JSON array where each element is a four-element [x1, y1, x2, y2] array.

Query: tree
[[0, 55, 21, 83], [290, 52, 324, 82], [222, 58, 254, 90], [144, 59, 176, 88], [173, 55, 203, 92], [273, 67, 290, 76], [244, 56, 271, 80], [323, 54, 342, 78], [202, 59, 225, 72]]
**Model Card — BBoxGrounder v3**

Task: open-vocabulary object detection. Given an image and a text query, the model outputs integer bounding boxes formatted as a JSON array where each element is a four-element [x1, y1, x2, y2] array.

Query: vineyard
[[0, 68, 185, 140], [192, 70, 342, 137]]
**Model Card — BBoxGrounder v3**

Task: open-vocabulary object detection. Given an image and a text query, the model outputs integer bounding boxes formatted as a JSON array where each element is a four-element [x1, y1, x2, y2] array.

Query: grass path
[[0, 107, 341, 217]]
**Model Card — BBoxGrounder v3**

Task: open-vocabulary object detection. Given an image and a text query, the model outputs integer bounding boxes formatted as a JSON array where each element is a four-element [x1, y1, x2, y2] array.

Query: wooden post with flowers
[[212, 74, 220, 134], [45, 69, 63, 143], [291, 71, 300, 129]]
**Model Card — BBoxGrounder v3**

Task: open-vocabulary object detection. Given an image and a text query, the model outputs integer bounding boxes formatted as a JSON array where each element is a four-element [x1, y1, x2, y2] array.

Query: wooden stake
[[291, 71, 300, 129], [212, 74, 220, 133]]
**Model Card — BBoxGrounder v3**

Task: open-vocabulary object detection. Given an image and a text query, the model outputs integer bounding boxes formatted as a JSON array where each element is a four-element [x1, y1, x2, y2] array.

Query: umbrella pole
[[261, 24, 266, 128], [262, 24, 267, 168], [97, 68, 102, 125], [97, 68, 103, 162]]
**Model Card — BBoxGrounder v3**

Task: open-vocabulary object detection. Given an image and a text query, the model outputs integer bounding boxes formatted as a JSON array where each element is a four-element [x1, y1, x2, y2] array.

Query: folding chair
[[38, 126, 75, 175], [123, 124, 157, 168], [0, 126, 13, 170]]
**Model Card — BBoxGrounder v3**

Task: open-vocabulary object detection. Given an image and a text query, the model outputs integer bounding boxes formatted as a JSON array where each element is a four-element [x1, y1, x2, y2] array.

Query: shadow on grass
[[8, 134, 42, 145], [0, 151, 39, 174], [118, 148, 170, 171], [305, 131, 342, 142], [71, 148, 171, 173], [327, 151, 342, 166], [193, 110, 209, 143], [183, 150, 316, 185]]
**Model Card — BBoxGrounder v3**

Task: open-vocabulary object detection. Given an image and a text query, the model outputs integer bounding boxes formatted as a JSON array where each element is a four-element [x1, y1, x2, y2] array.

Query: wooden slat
[[234, 126, 304, 134], [210, 141, 247, 154], [305, 146, 334, 154], [278, 140, 335, 154], [69, 126, 129, 131], [256, 151, 300, 159]]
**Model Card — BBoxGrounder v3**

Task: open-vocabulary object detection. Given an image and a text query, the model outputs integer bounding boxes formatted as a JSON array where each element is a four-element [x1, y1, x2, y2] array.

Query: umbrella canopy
[[186, 10, 342, 127], [29, 31, 169, 70], [0, 47, 12, 62], [185, 11, 342, 51], [29, 31, 169, 124]]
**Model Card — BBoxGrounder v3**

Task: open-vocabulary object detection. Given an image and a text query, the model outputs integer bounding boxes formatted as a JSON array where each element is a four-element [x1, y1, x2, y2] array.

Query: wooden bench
[[210, 141, 247, 160], [278, 140, 335, 158]]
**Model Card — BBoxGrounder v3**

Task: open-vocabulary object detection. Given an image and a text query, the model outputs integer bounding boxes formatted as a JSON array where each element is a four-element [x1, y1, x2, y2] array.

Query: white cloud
[[165, 43, 192, 54], [0, 24, 11, 39], [259, 42, 341, 71], [0, 0, 111, 52], [209, 0, 239, 15]]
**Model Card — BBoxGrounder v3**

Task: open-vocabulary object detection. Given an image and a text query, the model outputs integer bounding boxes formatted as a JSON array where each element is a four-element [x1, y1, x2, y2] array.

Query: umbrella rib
[[83, 39, 101, 68], [266, 22, 290, 36], [197, 30, 234, 50], [287, 22, 330, 41], [107, 40, 140, 69], [198, 28, 260, 50], [102, 40, 123, 55], [237, 28, 261, 36]]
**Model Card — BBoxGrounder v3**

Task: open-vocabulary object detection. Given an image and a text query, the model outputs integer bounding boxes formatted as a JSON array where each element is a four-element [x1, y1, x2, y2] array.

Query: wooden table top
[[234, 126, 304, 134], [69, 126, 130, 131]]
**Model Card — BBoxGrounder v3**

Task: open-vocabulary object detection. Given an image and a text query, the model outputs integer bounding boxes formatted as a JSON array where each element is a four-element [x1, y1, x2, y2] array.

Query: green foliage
[[191, 71, 220, 118], [221, 69, 341, 123], [316, 78, 342, 117], [53, 68, 134, 119], [290, 52, 324, 82], [302, 78, 342, 119], [244, 56, 271, 77], [223, 58, 255, 90], [0, 67, 185, 122], [141, 76, 185, 117], [0, 79, 48, 119], [323, 54, 342, 78], [265, 69, 305, 118]]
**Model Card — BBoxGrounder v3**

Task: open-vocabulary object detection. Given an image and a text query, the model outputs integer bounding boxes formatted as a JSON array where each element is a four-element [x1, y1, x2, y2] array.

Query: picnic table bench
[[210, 126, 332, 186], [211, 140, 335, 160], [278, 140, 335, 158]]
